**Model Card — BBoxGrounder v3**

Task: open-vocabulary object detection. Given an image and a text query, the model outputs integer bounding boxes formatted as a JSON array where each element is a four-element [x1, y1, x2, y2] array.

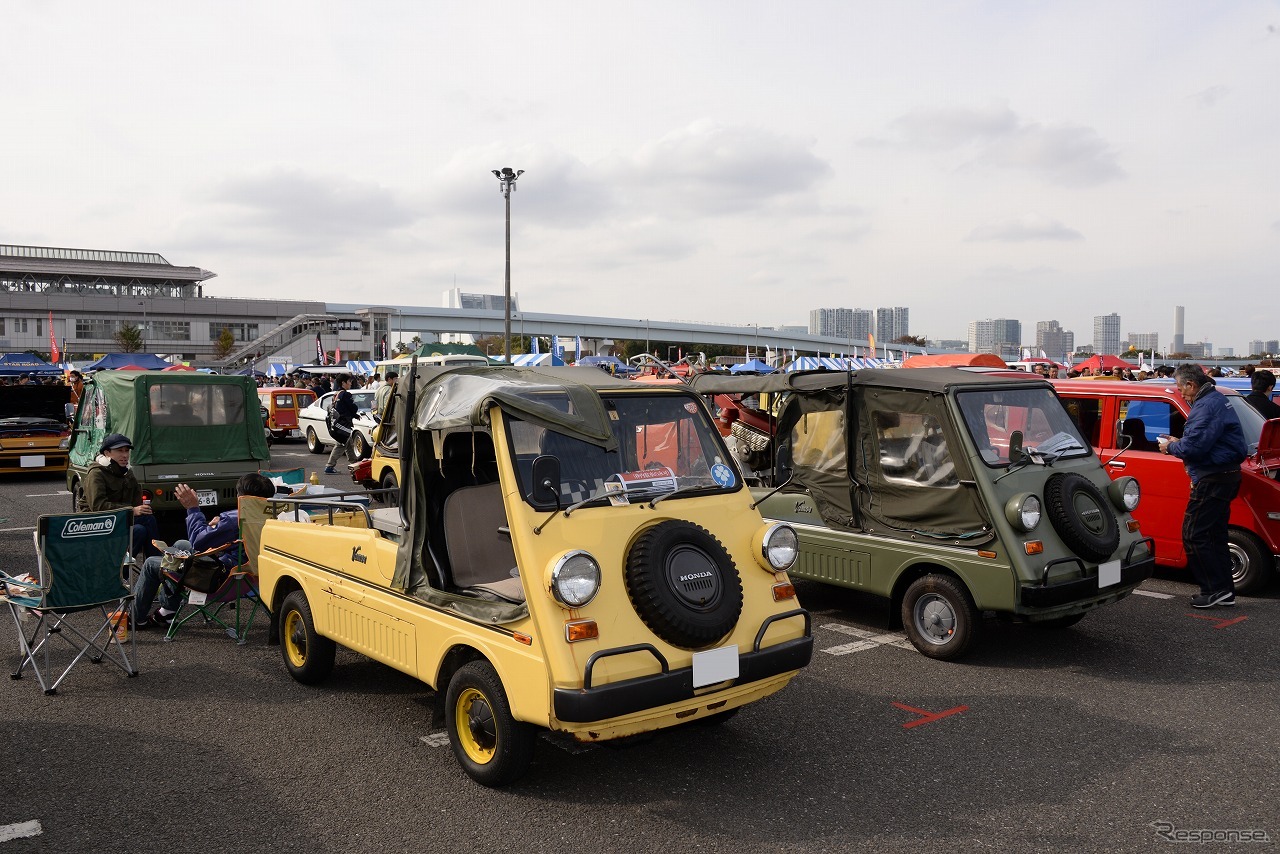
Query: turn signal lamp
[[1023, 541, 1044, 555], [1127, 520, 1141, 533], [564, 620, 598, 643], [772, 581, 796, 601]]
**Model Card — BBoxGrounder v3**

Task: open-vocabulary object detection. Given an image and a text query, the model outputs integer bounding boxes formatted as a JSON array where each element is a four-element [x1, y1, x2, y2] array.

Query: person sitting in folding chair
[[132, 472, 277, 629], [78, 433, 160, 562]]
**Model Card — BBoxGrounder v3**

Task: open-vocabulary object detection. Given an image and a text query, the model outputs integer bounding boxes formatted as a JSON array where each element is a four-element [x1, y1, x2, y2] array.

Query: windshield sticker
[[611, 466, 677, 494], [711, 463, 736, 488]]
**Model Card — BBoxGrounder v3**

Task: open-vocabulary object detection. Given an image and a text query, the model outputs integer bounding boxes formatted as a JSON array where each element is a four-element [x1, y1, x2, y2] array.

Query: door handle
[[1107, 460, 1126, 469]]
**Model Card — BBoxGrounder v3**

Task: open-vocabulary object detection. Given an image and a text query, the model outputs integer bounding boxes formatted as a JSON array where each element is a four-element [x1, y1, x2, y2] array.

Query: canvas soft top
[[692, 367, 1052, 397], [73, 370, 270, 466]]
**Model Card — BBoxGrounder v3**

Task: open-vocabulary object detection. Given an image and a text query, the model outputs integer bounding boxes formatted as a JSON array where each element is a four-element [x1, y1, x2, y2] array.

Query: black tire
[[380, 471, 399, 507], [625, 521, 743, 649], [445, 660, 535, 787], [901, 574, 978, 661], [1228, 528, 1271, 595], [70, 479, 84, 512], [1043, 473, 1119, 563], [306, 427, 326, 455], [1032, 613, 1087, 630], [279, 590, 336, 685]]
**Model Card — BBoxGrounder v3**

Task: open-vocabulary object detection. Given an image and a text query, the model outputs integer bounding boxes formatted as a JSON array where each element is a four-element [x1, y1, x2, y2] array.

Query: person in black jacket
[[324, 373, 358, 473], [1244, 370, 1280, 420]]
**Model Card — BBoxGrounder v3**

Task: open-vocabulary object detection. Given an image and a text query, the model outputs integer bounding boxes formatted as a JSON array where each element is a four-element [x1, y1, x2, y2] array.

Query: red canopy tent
[[1071, 354, 1137, 374], [162, 364, 197, 371]]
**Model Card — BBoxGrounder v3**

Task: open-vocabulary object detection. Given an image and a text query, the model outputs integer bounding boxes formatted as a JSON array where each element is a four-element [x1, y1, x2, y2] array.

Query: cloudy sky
[[5, 1, 1279, 353]]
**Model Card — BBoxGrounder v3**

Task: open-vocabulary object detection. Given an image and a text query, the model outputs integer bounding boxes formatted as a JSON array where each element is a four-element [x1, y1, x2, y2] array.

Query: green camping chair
[[1, 509, 137, 694], [260, 467, 306, 495], [161, 497, 273, 645]]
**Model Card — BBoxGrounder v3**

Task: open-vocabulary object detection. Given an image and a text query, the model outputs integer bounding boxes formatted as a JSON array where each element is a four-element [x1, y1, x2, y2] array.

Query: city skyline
[[4, 4, 1276, 355]]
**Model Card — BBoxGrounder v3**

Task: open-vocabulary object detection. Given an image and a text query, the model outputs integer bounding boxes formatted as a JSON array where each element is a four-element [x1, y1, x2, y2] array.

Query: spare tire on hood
[[625, 521, 743, 649]]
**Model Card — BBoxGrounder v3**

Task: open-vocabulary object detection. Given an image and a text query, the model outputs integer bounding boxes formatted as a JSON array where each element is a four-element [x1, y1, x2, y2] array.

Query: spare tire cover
[[1043, 472, 1119, 564], [625, 521, 744, 649]]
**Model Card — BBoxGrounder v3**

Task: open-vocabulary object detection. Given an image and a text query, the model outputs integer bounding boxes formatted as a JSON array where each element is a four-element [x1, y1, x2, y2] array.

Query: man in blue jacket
[[1157, 365, 1248, 607], [131, 472, 276, 628]]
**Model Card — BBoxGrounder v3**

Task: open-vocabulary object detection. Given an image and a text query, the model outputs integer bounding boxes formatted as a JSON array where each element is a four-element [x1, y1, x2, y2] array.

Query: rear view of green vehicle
[[67, 370, 270, 538]]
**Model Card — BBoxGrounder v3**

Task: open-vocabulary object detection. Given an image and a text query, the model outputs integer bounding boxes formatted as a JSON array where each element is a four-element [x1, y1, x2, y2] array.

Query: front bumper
[[552, 609, 813, 724], [1020, 538, 1155, 608]]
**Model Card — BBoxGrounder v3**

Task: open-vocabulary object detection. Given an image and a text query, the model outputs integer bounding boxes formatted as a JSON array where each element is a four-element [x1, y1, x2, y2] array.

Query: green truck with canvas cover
[[692, 368, 1155, 660], [67, 370, 270, 536]]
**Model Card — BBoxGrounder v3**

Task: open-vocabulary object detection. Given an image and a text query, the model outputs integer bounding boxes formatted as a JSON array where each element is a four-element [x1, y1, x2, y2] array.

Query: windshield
[[957, 387, 1092, 466], [508, 391, 739, 506], [1226, 395, 1265, 453]]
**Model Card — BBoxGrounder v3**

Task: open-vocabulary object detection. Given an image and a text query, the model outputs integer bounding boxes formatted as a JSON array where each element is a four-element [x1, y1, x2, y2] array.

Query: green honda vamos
[[693, 368, 1155, 660], [67, 370, 270, 538]]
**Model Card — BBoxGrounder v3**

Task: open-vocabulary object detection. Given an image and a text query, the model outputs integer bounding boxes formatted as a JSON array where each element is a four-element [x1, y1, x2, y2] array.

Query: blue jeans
[[1182, 472, 1241, 595], [132, 539, 190, 620]]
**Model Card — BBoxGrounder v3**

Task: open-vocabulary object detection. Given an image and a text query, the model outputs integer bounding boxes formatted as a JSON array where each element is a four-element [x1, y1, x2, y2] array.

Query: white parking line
[[0, 527, 36, 534], [820, 622, 915, 655], [1133, 589, 1174, 600], [0, 820, 42, 842], [24, 491, 70, 498]]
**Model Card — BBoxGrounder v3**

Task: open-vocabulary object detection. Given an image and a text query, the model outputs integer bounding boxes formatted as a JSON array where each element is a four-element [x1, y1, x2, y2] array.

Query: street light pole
[[137, 300, 147, 354], [492, 167, 524, 363]]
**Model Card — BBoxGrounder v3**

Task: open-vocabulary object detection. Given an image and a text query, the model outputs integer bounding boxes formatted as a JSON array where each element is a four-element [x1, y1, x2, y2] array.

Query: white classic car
[[298, 389, 379, 457]]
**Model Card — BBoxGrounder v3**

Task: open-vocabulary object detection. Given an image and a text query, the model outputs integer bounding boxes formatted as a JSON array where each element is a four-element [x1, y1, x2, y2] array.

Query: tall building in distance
[[968, 318, 1021, 358], [1093, 313, 1121, 355], [1249, 339, 1280, 357], [1126, 332, 1159, 353], [809, 306, 894, 345], [809, 308, 853, 338], [1171, 305, 1185, 355], [1035, 320, 1074, 361]]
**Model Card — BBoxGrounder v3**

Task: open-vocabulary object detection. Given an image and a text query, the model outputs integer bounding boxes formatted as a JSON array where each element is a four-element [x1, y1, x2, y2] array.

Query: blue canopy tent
[[82, 353, 170, 371], [730, 359, 775, 374], [0, 353, 63, 376], [346, 360, 377, 375]]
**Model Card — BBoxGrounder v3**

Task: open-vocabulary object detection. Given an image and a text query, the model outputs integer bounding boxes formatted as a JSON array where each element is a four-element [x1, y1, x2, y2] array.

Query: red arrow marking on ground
[[892, 701, 969, 729], [1186, 614, 1248, 629]]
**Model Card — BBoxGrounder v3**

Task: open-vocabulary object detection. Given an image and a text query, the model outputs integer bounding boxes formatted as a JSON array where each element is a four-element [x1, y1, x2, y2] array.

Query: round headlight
[[1119, 477, 1140, 511], [762, 523, 798, 571], [1005, 493, 1041, 532], [550, 551, 601, 608]]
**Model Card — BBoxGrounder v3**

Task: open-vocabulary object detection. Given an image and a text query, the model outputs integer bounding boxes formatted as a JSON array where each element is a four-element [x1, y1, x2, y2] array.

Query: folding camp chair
[[260, 467, 306, 495], [1, 509, 137, 694], [161, 497, 273, 645]]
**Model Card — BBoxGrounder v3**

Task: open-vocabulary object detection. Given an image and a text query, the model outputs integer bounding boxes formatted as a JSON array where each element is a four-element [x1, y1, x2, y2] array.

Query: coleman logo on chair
[[62, 516, 117, 537]]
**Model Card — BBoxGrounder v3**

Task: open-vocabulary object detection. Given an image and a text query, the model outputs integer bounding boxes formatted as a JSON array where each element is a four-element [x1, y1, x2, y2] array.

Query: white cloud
[[1191, 85, 1230, 108], [967, 215, 1084, 242]]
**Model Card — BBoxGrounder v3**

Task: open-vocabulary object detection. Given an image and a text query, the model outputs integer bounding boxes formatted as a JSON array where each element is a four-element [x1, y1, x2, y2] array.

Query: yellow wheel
[[279, 590, 335, 684], [444, 660, 535, 786]]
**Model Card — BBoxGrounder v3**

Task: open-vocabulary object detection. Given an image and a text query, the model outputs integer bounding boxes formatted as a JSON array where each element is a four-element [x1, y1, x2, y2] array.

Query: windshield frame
[[504, 389, 742, 508], [956, 386, 1093, 468]]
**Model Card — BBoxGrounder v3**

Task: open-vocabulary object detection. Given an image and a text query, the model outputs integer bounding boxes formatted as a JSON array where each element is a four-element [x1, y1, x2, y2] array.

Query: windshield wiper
[[648, 479, 716, 508]]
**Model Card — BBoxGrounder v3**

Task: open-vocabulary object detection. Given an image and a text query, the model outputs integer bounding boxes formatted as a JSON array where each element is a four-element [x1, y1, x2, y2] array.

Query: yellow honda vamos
[[256, 364, 812, 786]]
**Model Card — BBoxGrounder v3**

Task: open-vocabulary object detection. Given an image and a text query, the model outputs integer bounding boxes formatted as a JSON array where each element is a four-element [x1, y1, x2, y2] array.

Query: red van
[[1054, 379, 1280, 593]]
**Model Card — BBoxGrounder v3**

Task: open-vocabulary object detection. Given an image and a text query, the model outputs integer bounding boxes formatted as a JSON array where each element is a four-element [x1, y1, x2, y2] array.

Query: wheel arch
[[887, 561, 969, 629]]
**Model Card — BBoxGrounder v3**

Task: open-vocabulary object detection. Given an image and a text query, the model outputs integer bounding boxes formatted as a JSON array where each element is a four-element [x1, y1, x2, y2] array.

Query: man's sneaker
[[323, 467, 336, 474], [1191, 590, 1235, 608], [138, 611, 175, 630]]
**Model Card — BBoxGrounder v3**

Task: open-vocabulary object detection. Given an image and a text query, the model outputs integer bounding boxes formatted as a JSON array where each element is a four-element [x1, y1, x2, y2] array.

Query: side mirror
[[1117, 419, 1132, 448], [1009, 430, 1024, 463], [529, 454, 562, 511]]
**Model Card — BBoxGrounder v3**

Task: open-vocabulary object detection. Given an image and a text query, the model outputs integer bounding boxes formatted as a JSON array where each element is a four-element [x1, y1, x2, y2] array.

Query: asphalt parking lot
[[1, 443, 1277, 853]]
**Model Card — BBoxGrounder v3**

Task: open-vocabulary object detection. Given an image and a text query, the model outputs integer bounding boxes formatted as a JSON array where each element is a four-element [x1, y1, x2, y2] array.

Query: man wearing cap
[[79, 433, 160, 560]]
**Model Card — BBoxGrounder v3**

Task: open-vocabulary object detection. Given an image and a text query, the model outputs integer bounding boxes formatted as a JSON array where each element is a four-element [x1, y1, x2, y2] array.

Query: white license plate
[[692, 644, 739, 688], [19, 455, 45, 468], [1098, 559, 1121, 588], [197, 490, 219, 507]]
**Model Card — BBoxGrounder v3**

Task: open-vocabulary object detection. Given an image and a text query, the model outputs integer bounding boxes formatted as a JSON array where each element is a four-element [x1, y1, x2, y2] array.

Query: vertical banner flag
[[531, 335, 540, 354], [868, 332, 876, 355], [335, 346, 342, 365], [315, 332, 324, 365], [552, 336, 562, 360], [48, 312, 60, 364], [575, 336, 582, 360], [380, 335, 388, 360]]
